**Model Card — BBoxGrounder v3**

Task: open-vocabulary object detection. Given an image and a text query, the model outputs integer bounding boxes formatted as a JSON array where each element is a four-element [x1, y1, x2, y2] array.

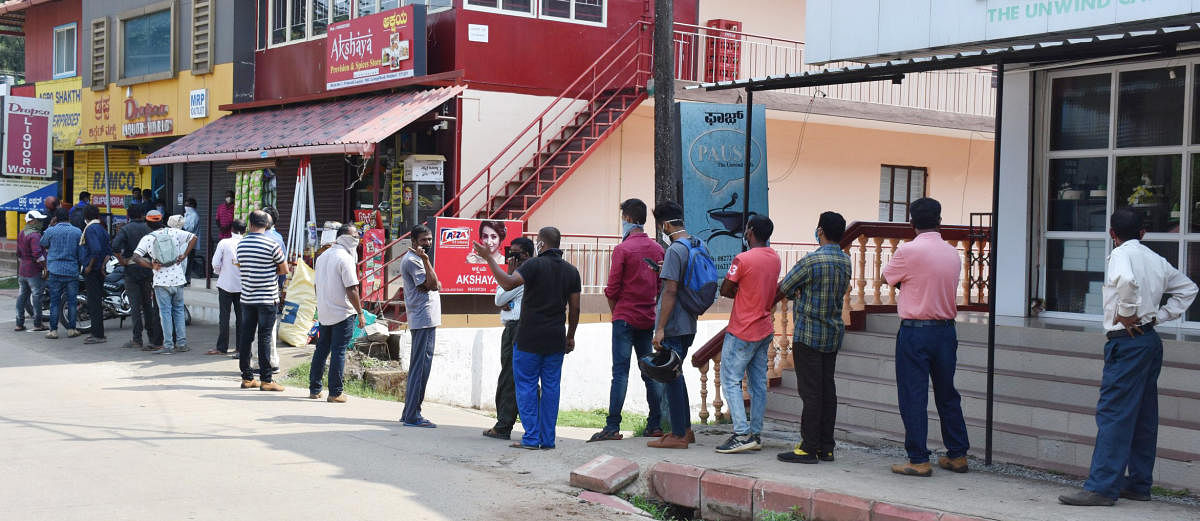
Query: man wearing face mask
[[400, 224, 442, 427], [649, 201, 702, 449], [216, 190, 235, 240], [309, 223, 366, 403], [590, 198, 666, 442]]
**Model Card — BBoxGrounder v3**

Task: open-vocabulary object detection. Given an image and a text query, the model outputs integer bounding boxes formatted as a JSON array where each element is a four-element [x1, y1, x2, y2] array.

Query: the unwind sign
[[807, 0, 1199, 63]]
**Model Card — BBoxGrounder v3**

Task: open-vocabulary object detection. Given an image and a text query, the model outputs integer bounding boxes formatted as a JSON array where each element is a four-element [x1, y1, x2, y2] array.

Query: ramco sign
[[2, 96, 53, 177]]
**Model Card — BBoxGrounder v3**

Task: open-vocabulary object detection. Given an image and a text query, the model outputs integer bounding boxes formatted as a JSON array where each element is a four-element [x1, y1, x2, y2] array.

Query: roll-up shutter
[[72, 148, 150, 217], [182, 161, 232, 264], [271, 155, 347, 248]]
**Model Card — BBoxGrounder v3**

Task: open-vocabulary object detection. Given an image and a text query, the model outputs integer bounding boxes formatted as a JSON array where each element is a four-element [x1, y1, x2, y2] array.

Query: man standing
[[775, 211, 852, 464], [483, 237, 534, 441], [69, 191, 90, 229], [132, 210, 198, 355], [235, 210, 289, 391], [208, 219, 245, 356], [1059, 209, 1197, 507], [648, 202, 703, 449], [309, 223, 365, 403], [113, 206, 162, 351], [715, 215, 781, 454], [183, 197, 202, 280], [216, 190, 236, 240], [590, 199, 666, 442], [475, 227, 581, 449], [15, 210, 48, 332], [256, 206, 286, 377], [880, 198, 970, 477], [40, 208, 82, 339], [399, 224, 442, 427], [79, 205, 112, 344]]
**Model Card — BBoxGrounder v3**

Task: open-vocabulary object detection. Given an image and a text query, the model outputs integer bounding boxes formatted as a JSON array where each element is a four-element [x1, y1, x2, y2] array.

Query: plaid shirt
[[778, 244, 852, 352]]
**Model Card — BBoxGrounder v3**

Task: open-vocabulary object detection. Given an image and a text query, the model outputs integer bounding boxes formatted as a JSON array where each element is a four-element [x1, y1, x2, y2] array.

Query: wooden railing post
[[779, 299, 792, 372], [855, 235, 868, 308], [871, 236, 884, 305], [712, 353, 725, 423], [886, 238, 900, 305], [698, 360, 711, 424]]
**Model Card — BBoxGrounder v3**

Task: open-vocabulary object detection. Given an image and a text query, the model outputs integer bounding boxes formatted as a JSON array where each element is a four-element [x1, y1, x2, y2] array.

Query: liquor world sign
[[326, 5, 428, 90], [3, 96, 53, 177]]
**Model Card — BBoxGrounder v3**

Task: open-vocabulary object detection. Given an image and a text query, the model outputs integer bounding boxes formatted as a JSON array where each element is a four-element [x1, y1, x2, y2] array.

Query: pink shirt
[[604, 231, 664, 330], [726, 246, 781, 341], [881, 232, 960, 320]]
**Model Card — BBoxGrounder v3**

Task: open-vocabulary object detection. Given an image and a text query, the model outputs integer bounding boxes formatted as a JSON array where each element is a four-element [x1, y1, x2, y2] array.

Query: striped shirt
[[778, 244, 852, 353], [236, 232, 285, 305]]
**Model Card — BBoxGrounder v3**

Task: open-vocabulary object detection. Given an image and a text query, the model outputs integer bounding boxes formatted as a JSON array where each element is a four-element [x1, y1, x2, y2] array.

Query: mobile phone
[[644, 257, 661, 272]]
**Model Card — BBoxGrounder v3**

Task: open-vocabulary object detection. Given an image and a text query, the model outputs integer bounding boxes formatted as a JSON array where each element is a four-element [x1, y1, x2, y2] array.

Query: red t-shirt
[[726, 246, 781, 341]]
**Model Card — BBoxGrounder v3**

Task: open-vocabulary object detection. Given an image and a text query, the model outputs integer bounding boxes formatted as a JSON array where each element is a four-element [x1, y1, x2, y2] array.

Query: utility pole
[[652, 0, 676, 210]]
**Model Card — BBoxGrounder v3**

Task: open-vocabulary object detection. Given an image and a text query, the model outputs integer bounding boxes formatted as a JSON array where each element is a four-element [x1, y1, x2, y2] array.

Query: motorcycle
[[41, 258, 191, 333]]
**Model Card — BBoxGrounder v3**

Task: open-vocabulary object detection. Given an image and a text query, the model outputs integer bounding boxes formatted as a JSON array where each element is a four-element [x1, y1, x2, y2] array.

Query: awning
[[691, 23, 1200, 92], [141, 84, 465, 166]]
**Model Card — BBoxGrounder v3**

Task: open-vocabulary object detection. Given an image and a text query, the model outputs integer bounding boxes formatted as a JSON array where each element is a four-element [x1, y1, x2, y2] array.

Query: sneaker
[[1058, 489, 1116, 506], [121, 341, 143, 349], [715, 434, 760, 454], [327, 394, 347, 403], [174, 344, 190, 353], [890, 462, 933, 477], [45, 331, 58, 339], [83, 336, 107, 344], [820, 450, 835, 462], [66, 329, 81, 338], [777, 444, 819, 464], [482, 428, 511, 440], [260, 382, 285, 392], [240, 379, 261, 389], [151, 347, 175, 355], [938, 455, 969, 473], [647, 433, 689, 449]]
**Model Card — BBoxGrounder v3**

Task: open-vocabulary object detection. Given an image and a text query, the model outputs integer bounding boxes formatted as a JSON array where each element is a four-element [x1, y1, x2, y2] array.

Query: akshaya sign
[[35, 78, 82, 150], [326, 4, 428, 90], [0, 177, 58, 211], [675, 102, 768, 273], [3, 96, 53, 177], [432, 217, 523, 294]]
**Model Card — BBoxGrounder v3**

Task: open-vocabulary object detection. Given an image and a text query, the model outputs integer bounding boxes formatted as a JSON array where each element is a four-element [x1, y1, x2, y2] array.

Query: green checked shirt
[[778, 244, 852, 352]]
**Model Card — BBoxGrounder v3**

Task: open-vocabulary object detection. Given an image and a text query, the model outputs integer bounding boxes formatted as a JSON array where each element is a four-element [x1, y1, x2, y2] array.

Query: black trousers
[[217, 288, 242, 353], [126, 274, 162, 346], [793, 342, 838, 453], [84, 268, 105, 338], [493, 320, 519, 433], [239, 303, 277, 383]]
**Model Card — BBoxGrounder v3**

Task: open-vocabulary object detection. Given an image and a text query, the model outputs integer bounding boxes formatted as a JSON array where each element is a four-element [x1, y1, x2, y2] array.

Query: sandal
[[483, 428, 511, 440], [510, 442, 540, 450], [642, 428, 665, 438], [13, 326, 25, 332], [588, 430, 624, 442], [205, 349, 225, 355]]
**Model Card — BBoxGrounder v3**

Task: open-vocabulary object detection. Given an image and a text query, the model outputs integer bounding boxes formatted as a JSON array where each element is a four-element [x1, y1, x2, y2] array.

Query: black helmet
[[639, 349, 683, 383]]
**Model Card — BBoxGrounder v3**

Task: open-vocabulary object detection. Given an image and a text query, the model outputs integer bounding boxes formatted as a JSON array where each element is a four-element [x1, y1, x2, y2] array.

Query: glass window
[[878, 165, 926, 222], [1048, 157, 1108, 232], [1050, 73, 1110, 151], [1117, 67, 1185, 148], [290, 0, 307, 40], [504, 0, 532, 12], [272, 0, 287, 44], [575, 0, 603, 22], [332, 0, 351, 22], [313, 0, 329, 35], [1191, 154, 1200, 233], [380, 0, 400, 10], [1045, 239, 1106, 314], [358, 0, 377, 16], [542, 0, 570, 17], [122, 10, 171, 78], [1115, 155, 1181, 233], [1188, 243, 1200, 322], [53, 24, 76, 79]]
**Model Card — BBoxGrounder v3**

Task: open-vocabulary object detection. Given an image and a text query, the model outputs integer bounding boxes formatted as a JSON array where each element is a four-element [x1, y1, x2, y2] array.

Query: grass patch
[[759, 507, 806, 520], [1151, 486, 1192, 498], [0, 276, 18, 290], [621, 494, 689, 521], [282, 361, 401, 402], [557, 408, 664, 436]]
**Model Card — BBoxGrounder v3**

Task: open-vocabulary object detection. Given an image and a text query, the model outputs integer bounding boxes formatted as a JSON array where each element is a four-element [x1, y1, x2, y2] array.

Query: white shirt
[[134, 228, 195, 288], [1103, 239, 1198, 331], [211, 233, 242, 294], [496, 284, 523, 322], [315, 244, 360, 325]]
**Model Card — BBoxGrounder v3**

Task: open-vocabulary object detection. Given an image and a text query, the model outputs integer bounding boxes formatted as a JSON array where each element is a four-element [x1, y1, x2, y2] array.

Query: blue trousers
[[605, 320, 664, 432], [401, 327, 437, 424], [1084, 331, 1163, 499], [47, 274, 77, 331], [895, 324, 970, 463], [721, 332, 771, 435], [311, 315, 356, 397], [513, 345, 564, 448], [16, 275, 47, 327], [663, 335, 695, 437]]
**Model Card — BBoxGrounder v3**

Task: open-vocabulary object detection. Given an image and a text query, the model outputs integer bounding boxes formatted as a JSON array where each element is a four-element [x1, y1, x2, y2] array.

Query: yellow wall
[[71, 148, 151, 216], [35, 77, 83, 150], [80, 63, 233, 145]]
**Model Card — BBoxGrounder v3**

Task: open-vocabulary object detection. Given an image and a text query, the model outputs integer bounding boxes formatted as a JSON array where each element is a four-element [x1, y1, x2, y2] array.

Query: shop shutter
[[272, 158, 299, 243], [183, 161, 232, 263], [191, 0, 213, 75], [311, 155, 347, 226], [89, 17, 107, 90]]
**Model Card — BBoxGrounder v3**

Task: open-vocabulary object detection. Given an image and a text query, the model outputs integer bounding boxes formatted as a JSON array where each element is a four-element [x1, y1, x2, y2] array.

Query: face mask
[[815, 228, 821, 243], [336, 234, 359, 252], [621, 221, 639, 239], [225, 197, 233, 204]]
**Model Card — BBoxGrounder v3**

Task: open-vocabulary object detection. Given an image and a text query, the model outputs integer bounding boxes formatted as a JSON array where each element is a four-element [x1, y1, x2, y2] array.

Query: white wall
[[995, 69, 1032, 318]]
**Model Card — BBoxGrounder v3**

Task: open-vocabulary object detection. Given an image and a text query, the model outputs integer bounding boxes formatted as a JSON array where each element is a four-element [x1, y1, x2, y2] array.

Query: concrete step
[[764, 390, 1200, 491]]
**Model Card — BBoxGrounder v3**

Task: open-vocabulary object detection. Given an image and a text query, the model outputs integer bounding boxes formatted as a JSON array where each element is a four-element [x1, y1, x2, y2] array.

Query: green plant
[[621, 494, 681, 521], [556, 409, 650, 433], [759, 506, 806, 520], [0, 277, 18, 290], [1151, 486, 1192, 498], [283, 362, 401, 402]]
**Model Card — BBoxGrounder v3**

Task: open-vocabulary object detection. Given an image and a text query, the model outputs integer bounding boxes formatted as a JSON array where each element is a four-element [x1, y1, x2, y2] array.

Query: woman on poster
[[467, 220, 507, 265]]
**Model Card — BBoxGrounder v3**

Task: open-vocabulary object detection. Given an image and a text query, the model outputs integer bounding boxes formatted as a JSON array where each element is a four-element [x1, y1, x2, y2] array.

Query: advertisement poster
[[361, 227, 386, 302], [326, 5, 428, 91], [0, 177, 59, 211], [675, 102, 768, 273], [3, 96, 53, 177], [433, 217, 523, 294], [35, 78, 82, 150], [73, 148, 150, 216]]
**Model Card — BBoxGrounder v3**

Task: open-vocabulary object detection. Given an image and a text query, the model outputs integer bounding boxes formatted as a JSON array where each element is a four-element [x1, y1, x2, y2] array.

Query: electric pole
[[652, 0, 676, 210]]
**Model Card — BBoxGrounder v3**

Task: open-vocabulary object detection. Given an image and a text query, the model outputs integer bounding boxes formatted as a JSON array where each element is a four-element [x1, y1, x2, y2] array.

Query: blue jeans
[[1084, 331, 1163, 499], [47, 274, 77, 331], [662, 335, 695, 437], [16, 275, 47, 327], [605, 320, 663, 432], [513, 345, 564, 448], [720, 332, 771, 435], [895, 324, 970, 463], [311, 315, 356, 397], [154, 285, 187, 349]]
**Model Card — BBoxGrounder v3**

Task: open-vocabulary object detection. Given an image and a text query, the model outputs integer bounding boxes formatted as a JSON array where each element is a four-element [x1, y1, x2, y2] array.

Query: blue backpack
[[677, 237, 719, 316]]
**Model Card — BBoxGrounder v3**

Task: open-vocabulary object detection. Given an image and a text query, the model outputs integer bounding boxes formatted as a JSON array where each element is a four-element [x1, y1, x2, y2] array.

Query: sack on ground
[[279, 260, 317, 347]]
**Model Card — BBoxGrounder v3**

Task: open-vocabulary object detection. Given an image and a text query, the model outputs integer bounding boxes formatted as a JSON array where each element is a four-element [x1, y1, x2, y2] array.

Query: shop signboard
[[807, 0, 1200, 63], [0, 177, 59, 211], [361, 227, 386, 302], [2, 96, 53, 177], [326, 5, 428, 90], [73, 148, 150, 216], [432, 217, 523, 294], [35, 78, 82, 150], [674, 102, 768, 274], [80, 64, 234, 145]]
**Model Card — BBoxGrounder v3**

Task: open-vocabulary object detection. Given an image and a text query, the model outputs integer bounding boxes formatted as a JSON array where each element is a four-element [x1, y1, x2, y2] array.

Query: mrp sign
[[2, 96, 53, 177], [675, 102, 767, 273]]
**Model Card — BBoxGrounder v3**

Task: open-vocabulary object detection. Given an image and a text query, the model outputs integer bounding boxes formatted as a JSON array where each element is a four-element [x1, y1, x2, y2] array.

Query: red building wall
[[23, 0, 82, 83]]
